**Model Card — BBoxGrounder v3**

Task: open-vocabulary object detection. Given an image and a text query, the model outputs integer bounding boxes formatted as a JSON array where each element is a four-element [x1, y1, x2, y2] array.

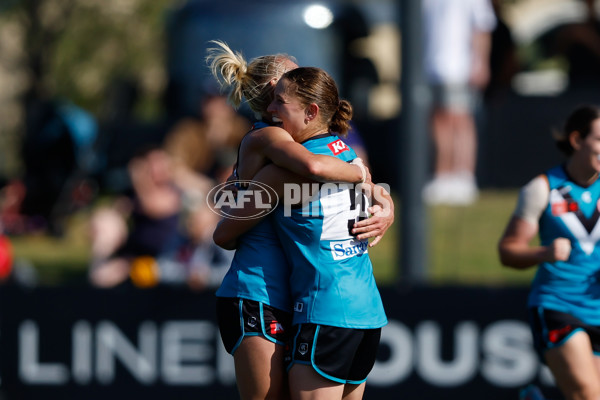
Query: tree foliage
[[0, 0, 177, 176]]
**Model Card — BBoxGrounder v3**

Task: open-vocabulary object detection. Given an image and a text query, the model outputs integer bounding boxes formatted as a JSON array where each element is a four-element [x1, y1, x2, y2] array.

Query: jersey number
[[347, 187, 368, 236]]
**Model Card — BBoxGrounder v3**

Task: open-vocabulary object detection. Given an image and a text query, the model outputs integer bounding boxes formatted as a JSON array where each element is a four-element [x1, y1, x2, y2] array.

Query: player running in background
[[499, 105, 600, 400]]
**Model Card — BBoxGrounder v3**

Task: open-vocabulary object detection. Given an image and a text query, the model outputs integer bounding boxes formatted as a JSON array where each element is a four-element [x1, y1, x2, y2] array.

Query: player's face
[[267, 77, 307, 139], [578, 118, 600, 172], [262, 59, 299, 124]]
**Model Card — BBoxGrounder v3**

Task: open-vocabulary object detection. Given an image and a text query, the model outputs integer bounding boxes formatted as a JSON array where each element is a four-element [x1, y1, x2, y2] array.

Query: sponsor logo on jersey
[[270, 320, 284, 335], [330, 238, 369, 260], [294, 302, 304, 312], [327, 139, 349, 155], [551, 199, 579, 215]]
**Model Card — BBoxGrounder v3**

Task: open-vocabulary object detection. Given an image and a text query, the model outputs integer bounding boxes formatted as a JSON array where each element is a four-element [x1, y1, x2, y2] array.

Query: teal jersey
[[528, 165, 600, 324], [273, 135, 387, 329], [216, 122, 291, 312]]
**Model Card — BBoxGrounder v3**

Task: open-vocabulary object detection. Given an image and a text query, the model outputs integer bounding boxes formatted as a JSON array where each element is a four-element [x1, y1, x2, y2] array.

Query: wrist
[[351, 158, 367, 183]]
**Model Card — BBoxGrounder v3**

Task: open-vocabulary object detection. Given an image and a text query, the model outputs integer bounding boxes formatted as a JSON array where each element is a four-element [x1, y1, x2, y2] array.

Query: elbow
[[306, 161, 326, 181], [497, 243, 509, 267], [213, 228, 237, 250], [498, 253, 511, 268], [497, 244, 517, 269]]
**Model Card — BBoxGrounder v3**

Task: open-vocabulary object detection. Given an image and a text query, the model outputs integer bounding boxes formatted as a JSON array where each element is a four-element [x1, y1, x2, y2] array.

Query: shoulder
[[242, 126, 294, 149], [545, 165, 569, 188], [249, 126, 293, 142], [523, 174, 549, 193], [514, 174, 549, 225]]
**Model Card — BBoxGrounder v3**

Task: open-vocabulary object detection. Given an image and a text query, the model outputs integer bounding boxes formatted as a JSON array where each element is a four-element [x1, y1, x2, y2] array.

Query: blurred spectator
[[0, 220, 37, 287], [553, 0, 600, 90], [342, 122, 371, 169], [88, 144, 227, 290], [94, 78, 167, 194], [0, 234, 13, 283], [156, 197, 233, 291], [485, 0, 519, 104], [18, 96, 98, 235], [164, 90, 251, 184], [421, 0, 496, 206], [0, 180, 28, 234], [89, 145, 183, 288]]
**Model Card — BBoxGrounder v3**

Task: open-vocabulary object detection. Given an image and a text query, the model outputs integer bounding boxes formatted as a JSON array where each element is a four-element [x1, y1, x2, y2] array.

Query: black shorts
[[216, 297, 292, 355], [528, 307, 600, 361], [285, 323, 381, 384]]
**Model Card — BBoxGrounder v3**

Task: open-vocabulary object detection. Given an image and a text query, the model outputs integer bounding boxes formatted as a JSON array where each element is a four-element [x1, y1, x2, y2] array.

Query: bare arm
[[214, 162, 384, 251], [256, 127, 365, 183], [470, 30, 492, 88], [498, 216, 571, 269], [213, 164, 307, 249]]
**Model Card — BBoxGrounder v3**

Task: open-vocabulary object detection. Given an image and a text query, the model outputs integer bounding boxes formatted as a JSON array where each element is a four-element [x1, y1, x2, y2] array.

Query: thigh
[[288, 364, 344, 400], [235, 336, 289, 400], [545, 331, 600, 399], [530, 308, 600, 399], [342, 382, 366, 400], [529, 307, 584, 360]]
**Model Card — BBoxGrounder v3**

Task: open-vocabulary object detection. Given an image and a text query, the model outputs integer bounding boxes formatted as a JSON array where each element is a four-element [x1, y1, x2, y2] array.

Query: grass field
[[367, 189, 536, 287], [8, 189, 537, 287]]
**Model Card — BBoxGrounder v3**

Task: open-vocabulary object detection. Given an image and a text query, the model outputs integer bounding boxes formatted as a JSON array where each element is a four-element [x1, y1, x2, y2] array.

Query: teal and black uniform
[[274, 134, 387, 329], [215, 123, 291, 354], [529, 165, 600, 356], [273, 134, 387, 383], [530, 165, 600, 324]]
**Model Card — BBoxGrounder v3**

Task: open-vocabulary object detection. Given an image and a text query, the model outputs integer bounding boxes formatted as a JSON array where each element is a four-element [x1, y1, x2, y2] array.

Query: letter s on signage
[[481, 320, 538, 387]]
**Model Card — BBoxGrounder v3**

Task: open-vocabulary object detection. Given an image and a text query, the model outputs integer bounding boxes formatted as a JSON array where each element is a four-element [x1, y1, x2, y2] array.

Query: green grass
[[9, 211, 92, 285], [9, 189, 538, 286], [369, 189, 537, 287]]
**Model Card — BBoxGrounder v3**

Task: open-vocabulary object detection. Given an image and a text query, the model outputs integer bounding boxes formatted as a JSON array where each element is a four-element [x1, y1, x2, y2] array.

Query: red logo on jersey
[[270, 321, 284, 335], [327, 139, 349, 155], [567, 201, 579, 212], [552, 200, 579, 215]]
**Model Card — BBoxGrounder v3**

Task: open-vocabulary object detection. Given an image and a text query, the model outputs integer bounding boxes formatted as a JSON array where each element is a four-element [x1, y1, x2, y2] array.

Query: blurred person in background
[[421, 0, 496, 205], [499, 105, 600, 400], [14, 96, 98, 235], [206, 41, 369, 400], [156, 196, 233, 291], [485, 0, 519, 104], [0, 233, 13, 284], [89, 145, 183, 288], [553, 0, 600, 91], [343, 122, 371, 170], [0, 180, 27, 235], [164, 88, 251, 185]]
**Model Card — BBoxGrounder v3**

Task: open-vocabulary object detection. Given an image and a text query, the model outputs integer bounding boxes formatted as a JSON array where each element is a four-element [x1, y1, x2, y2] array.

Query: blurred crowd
[[1, 0, 600, 288], [0, 83, 250, 290]]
